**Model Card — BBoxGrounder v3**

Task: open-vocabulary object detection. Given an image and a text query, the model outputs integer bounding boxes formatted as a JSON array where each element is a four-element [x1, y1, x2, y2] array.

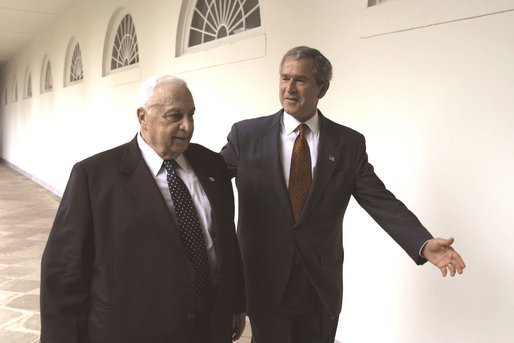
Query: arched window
[[13, 78, 18, 102], [41, 56, 53, 93], [103, 9, 139, 76], [178, 0, 261, 55], [368, 0, 389, 6], [25, 69, 32, 98], [64, 39, 84, 86]]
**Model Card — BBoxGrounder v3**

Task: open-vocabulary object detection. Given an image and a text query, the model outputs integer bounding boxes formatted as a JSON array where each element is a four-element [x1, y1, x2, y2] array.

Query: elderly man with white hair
[[41, 75, 246, 343]]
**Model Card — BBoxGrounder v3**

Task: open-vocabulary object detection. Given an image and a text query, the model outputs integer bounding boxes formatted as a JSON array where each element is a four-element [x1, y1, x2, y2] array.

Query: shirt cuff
[[419, 240, 429, 259]]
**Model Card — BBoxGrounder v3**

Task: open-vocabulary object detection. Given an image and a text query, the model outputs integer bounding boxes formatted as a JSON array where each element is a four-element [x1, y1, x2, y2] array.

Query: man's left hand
[[423, 237, 466, 277]]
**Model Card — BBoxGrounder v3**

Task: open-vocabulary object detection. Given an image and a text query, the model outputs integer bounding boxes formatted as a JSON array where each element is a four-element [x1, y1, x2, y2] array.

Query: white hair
[[136, 74, 188, 108]]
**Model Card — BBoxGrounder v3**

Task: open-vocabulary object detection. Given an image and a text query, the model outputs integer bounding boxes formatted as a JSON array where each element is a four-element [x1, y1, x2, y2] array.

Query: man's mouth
[[173, 136, 189, 142]]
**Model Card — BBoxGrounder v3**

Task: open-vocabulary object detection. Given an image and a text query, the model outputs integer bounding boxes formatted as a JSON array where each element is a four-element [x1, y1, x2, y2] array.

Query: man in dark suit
[[221, 46, 465, 343], [41, 75, 245, 343]]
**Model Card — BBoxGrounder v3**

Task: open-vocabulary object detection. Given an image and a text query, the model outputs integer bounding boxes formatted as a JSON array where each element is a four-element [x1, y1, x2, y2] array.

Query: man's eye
[[165, 113, 182, 120]]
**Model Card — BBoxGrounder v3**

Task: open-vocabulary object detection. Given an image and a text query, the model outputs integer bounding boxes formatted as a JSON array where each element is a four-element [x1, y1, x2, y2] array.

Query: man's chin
[[283, 105, 299, 115]]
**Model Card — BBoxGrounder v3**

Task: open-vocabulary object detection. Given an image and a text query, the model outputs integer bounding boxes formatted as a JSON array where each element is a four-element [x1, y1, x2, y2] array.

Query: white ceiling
[[0, 0, 78, 65]]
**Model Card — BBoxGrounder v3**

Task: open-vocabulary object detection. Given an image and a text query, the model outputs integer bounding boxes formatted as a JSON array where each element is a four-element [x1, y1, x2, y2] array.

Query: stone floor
[[0, 162, 251, 342]]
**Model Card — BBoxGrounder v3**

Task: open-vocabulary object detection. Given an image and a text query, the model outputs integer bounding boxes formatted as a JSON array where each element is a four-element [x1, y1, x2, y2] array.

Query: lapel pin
[[329, 155, 336, 162], [209, 177, 216, 182]]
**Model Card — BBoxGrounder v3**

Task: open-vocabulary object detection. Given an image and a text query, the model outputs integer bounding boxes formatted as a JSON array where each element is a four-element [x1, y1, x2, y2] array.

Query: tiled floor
[[0, 162, 251, 342], [0, 163, 58, 342]]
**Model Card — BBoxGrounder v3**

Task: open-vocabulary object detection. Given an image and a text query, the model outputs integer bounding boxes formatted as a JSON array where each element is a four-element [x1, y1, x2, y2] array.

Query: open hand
[[423, 237, 465, 277]]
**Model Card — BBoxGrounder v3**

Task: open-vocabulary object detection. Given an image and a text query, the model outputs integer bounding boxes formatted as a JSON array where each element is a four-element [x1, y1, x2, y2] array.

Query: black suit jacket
[[41, 136, 244, 343], [221, 110, 432, 317]]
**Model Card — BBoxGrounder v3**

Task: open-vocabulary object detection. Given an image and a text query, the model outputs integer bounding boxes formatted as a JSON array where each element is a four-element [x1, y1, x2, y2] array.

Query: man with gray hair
[[41, 75, 246, 343], [221, 46, 465, 342]]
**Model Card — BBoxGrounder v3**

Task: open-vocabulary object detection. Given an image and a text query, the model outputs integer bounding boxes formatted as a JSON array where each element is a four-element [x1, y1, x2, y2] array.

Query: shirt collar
[[137, 133, 189, 176], [282, 110, 320, 136]]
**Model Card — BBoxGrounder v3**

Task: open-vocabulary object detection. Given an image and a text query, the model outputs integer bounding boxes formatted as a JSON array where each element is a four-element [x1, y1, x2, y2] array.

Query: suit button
[[187, 313, 196, 320]]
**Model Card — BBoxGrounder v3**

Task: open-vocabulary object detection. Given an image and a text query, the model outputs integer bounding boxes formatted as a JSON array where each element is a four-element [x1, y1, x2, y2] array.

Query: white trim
[[99, 65, 141, 88], [173, 33, 265, 72], [361, 0, 514, 38], [1, 159, 63, 198]]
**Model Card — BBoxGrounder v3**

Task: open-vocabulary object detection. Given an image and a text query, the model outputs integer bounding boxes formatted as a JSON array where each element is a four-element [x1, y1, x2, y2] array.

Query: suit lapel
[[300, 112, 341, 222], [121, 136, 187, 255], [257, 111, 295, 223]]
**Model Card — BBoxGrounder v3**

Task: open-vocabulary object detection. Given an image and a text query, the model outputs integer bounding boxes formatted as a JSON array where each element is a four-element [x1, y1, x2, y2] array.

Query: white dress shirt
[[280, 111, 320, 187], [137, 133, 217, 277]]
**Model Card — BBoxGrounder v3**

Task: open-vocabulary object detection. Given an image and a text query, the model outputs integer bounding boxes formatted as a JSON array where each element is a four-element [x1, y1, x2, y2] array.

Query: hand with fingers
[[422, 237, 466, 277], [232, 312, 246, 341]]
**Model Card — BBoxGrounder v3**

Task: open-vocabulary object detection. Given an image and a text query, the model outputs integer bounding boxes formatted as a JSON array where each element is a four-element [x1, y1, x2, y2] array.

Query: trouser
[[250, 261, 339, 343]]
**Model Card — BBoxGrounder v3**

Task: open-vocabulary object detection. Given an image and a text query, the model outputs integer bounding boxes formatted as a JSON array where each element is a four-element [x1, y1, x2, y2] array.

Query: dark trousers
[[250, 261, 339, 343]]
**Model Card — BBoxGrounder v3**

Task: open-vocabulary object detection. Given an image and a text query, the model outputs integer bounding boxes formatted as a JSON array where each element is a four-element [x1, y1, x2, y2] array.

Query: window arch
[[41, 55, 53, 93], [178, 0, 261, 55], [25, 68, 32, 98], [64, 38, 84, 86], [103, 9, 140, 76], [368, 0, 389, 6], [13, 77, 18, 102]]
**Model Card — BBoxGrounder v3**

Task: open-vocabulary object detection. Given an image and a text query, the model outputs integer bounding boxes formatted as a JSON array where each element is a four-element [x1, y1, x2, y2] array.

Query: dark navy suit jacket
[[221, 110, 432, 317]]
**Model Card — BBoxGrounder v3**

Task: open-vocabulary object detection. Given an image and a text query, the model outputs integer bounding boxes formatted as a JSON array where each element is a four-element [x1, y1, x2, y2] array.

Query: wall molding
[[361, 0, 514, 38]]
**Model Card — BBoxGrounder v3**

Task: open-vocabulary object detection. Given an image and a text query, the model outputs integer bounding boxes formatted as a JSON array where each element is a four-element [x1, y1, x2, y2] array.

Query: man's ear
[[318, 81, 330, 99], [137, 108, 145, 124]]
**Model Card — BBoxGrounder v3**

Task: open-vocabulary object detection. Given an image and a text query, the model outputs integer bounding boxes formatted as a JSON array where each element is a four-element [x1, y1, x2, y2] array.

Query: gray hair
[[136, 74, 188, 108], [279, 46, 333, 85]]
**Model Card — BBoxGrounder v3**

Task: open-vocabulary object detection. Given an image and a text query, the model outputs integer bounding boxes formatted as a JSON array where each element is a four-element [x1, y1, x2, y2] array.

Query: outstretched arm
[[422, 237, 466, 277]]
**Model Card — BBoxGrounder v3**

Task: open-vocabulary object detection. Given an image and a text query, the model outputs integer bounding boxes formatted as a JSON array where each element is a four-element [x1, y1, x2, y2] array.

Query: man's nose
[[179, 117, 194, 132], [285, 80, 297, 93]]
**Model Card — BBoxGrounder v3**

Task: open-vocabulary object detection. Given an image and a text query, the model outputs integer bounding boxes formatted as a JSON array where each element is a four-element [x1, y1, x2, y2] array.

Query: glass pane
[[188, 0, 261, 47], [111, 14, 139, 71], [70, 43, 84, 83], [27, 74, 32, 97], [45, 63, 53, 91]]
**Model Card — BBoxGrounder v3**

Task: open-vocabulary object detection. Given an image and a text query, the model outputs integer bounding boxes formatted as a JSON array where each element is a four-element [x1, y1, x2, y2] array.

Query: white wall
[[0, 0, 513, 342]]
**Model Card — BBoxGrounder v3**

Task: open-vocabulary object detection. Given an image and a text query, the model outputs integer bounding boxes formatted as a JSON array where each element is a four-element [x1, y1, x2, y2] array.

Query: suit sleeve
[[220, 123, 240, 179], [216, 152, 245, 312], [40, 163, 94, 342], [352, 136, 433, 265]]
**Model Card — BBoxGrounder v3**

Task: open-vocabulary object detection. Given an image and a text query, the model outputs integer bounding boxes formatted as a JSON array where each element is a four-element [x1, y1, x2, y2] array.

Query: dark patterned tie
[[288, 123, 312, 221], [163, 160, 212, 312]]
